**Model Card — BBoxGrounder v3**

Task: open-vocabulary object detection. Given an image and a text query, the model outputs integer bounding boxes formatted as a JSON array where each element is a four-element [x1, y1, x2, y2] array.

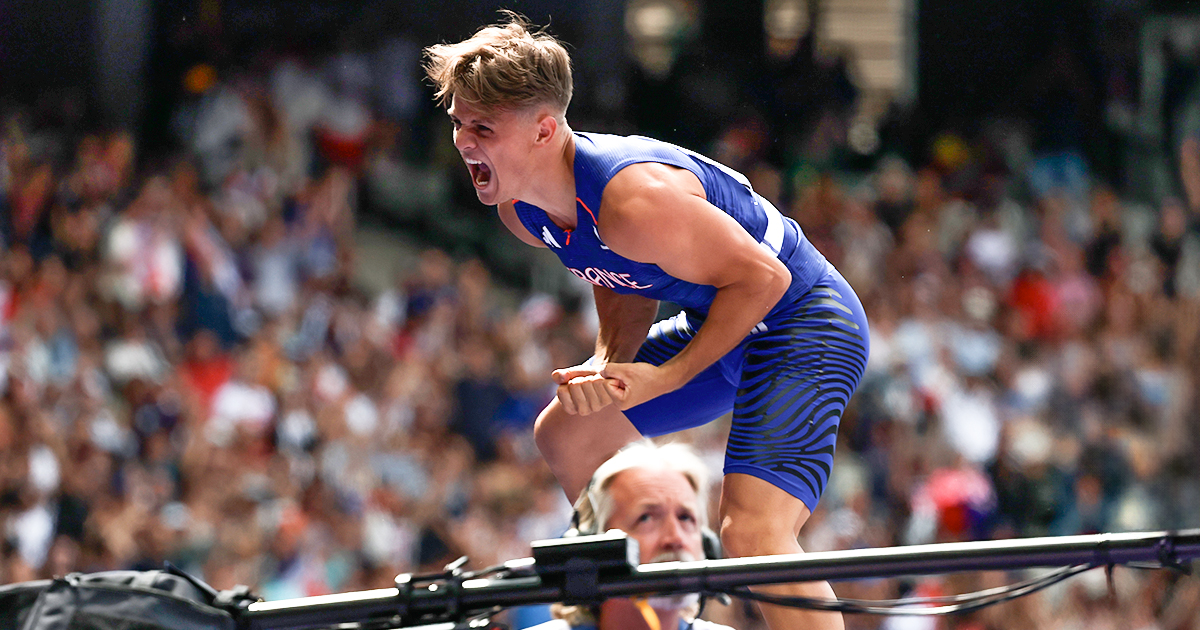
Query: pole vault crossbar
[[240, 529, 1200, 630]]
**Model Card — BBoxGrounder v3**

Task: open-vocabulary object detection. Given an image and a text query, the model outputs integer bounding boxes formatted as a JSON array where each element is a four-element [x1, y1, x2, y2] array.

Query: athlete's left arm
[[596, 161, 791, 409]]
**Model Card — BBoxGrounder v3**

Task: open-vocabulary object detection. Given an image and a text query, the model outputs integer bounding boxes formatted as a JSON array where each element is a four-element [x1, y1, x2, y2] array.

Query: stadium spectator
[[531, 441, 734, 630]]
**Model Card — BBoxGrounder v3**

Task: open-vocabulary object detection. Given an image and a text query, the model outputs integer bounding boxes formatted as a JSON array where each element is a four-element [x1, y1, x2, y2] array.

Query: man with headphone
[[527, 441, 736, 630]]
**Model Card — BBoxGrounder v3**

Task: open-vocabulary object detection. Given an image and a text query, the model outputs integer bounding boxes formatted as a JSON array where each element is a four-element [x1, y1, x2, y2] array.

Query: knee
[[533, 402, 567, 454], [719, 510, 800, 558]]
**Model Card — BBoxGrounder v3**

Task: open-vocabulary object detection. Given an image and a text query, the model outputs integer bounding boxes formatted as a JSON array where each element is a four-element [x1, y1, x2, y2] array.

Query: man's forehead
[[448, 95, 521, 120], [610, 467, 698, 507], [448, 95, 547, 123]]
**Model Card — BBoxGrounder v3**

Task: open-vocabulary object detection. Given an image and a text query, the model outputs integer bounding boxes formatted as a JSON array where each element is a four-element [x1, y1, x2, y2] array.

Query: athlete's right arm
[[498, 200, 547, 248], [592, 286, 658, 365], [551, 285, 657, 415]]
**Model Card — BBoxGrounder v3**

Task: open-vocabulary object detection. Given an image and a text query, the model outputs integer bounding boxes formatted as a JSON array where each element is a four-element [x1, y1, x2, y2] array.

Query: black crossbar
[[240, 529, 1200, 630]]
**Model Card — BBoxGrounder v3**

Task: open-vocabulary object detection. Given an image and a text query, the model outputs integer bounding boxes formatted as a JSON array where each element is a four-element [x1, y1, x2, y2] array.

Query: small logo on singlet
[[541, 226, 561, 249], [568, 267, 653, 290], [593, 227, 610, 250]]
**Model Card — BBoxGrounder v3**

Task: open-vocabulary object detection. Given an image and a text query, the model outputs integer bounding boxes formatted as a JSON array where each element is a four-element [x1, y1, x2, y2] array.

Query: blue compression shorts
[[623, 266, 869, 512]]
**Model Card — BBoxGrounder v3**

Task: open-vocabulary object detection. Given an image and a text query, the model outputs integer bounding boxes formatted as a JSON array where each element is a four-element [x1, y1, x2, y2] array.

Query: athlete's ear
[[534, 112, 558, 146]]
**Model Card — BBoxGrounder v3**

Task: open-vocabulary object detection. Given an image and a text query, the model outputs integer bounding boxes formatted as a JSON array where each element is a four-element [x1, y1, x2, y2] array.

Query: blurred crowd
[[0, 54, 595, 609], [3, 24, 1200, 630]]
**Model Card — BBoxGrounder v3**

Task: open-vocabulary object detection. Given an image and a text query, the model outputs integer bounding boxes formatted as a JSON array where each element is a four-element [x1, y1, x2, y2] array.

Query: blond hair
[[423, 12, 573, 115]]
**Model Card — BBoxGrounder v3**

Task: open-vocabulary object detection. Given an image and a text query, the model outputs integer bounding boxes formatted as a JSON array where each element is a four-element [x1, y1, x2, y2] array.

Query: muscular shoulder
[[601, 162, 705, 219], [596, 162, 707, 263]]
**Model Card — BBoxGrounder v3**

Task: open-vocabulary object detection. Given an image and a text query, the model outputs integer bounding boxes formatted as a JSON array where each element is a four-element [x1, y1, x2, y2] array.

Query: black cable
[[459, 565, 509, 580], [719, 563, 1096, 616], [458, 557, 540, 582], [728, 563, 1091, 615], [840, 564, 1087, 606]]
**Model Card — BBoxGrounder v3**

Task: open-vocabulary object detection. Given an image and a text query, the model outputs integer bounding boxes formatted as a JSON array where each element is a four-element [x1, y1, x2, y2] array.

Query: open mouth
[[464, 158, 491, 189]]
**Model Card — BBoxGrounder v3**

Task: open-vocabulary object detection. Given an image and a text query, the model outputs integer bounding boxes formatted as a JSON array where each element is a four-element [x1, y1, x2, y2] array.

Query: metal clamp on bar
[[392, 572, 414, 626], [1093, 534, 1114, 569], [440, 557, 468, 622], [1156, 536, 1192, 574], [531, 531, 639, 604]]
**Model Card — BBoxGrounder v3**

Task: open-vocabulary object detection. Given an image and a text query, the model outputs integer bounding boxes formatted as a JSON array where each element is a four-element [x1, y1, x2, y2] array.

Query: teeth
[[464, 158, 482, 165]]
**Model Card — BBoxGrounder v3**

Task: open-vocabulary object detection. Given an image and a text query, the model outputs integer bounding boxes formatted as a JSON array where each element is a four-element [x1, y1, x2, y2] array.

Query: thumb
[[598, 363, 629, 388], [599, 361, 626, 378], [552, 365, 599, 384]]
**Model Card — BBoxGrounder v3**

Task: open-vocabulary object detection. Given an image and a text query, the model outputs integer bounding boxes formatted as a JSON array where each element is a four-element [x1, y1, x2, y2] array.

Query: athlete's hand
[[552, 365, 626, 416], [598, 362, 684, 411]]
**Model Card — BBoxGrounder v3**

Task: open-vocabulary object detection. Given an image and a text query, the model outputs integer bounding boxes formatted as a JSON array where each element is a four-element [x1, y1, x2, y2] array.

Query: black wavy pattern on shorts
[[634, 316, 692, 366], [727, 288, 868, 501]]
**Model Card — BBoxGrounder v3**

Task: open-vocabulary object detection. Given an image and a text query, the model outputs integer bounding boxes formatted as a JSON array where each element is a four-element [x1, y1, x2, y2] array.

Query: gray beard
[[647, 592, 701, 612], [644, 551, 700, 612]]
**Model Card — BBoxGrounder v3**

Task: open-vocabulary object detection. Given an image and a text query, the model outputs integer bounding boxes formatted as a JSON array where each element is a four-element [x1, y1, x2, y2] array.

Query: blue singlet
[[512, 132, 870, 511]]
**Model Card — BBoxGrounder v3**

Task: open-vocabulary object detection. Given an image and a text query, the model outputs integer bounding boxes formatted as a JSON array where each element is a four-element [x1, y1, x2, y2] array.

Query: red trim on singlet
[[576, 197, 598, 223]]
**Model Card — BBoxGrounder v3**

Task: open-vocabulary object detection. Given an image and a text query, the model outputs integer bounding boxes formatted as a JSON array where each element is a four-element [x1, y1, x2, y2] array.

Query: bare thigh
[[534, 397, 644, 501]]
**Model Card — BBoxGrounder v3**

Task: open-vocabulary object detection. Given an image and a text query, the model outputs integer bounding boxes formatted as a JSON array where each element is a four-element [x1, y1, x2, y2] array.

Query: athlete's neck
[[519, 124, 578, 230]]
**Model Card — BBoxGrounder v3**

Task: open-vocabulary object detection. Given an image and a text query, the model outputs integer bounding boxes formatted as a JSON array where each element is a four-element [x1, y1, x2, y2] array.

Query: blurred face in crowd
[[448, 95, 557, 207], [1160, 198, 1187, 241], [602, 466, 704, 565]]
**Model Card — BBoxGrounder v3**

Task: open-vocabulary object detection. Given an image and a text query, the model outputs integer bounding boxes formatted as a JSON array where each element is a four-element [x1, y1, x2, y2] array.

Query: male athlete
[[425, 15, 869, 630]]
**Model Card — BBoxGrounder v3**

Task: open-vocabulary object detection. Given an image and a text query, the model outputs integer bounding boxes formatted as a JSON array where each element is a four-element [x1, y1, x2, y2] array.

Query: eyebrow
[[633, 501, 696, 515], [447, 110, 495, 126]]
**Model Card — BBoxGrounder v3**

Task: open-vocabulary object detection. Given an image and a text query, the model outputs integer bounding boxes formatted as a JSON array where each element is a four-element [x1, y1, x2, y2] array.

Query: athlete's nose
[[454, 127, 476, 152]]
